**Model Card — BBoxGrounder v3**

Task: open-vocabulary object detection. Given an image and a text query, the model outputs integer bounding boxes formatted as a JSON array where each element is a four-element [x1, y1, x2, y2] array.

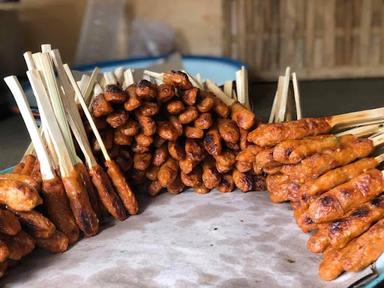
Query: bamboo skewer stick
[[269, 76, 284, 123], [114, 67, 124, 84], [292, 72, 302, 119], [276, 67, 291, 122], [369, 131, 384, 146], [4, 76, 55, 180], [206, 80, 235, 106], [336, 123, 383, 137], [223, 80, 233, 99], [329, 107, 384, 128], [123, 69, 135, 89], [63, 65, 110, 162], [83, 68, 100, 105], [104, 72, 117, 86], [181, 70, 204, 89]]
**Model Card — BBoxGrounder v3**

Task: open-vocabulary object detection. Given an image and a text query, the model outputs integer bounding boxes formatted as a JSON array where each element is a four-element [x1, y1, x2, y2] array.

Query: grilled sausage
[[158, 159, 179, 188], [12, 210, 55, 239], [104, 84, 126, 103], [36, 230, 69, 253], [106, 110, 128, 128], [91, 94, 113, 117]]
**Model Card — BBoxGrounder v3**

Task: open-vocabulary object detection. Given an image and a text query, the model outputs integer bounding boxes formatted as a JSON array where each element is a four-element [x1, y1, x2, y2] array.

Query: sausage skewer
[[4, 75, 80, 243], [63, 64, 138, 215]]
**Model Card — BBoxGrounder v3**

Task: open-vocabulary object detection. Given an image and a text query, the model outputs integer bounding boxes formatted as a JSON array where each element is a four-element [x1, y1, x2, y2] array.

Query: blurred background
[[1, 0, 384, 168]]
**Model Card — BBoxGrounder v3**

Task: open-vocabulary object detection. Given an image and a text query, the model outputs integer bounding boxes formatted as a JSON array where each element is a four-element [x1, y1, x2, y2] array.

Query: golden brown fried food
[[185, 139, 205, 161], [91, 94, 113, 117], [225, 142, 240, 151], [124, 84, 142, 111], [179, 106, 199, 124], [0, 231, 35, 261], [185, 126, 204, 139], [239, 128, 249, 150], [169, 116, 183, 137], [136, 80, 157, 99], [213, 98, 230, 118], [247, 117, 332, 147], [182, 87, 199, 105], [30, 161, 42, 188], [235, 161, 253, 173], [203, 129, 222, 156], [89, 164, 127, 221], [106, 110, 128, 128], [0, 209, 21, 236], [157, 83, 175, 102], [62, 169, 99, 237], [148, 180, 163, 196], [153, 134, 167, 148], [158, 159, 179, 188], [131, 142, 151, 153], [135, 133, 153, 147], [152, 144, 169, 167], [42, 177, 80, 243], [202, 159, 221, 189], [163, 71, 193, 90], [179, 158, 198, 174], [0, 240, 9, 262], [266, 174, 299, 203], [193, 183, 211, 194], [12, 161, 24, 174], [218, 119, 240, 144], [157, 121, 179, 141], [253, 148, 282, 175], [75, 163, 102, 219], [308, 169, 384, 223], [233, 169, 254, 192], [168, 140, 185, 161], [166, 100, 185, 115], [236, 145, 262, 162], [104, 84, 127, 103], [114, 129, 132, 146], [167, 174, 185, 195], [12, 210, 55, 239], [214, 150, 236, 173], [137, 115, 156, 136], [133, 152, 152, 171], [20, 154, 36, 176], [180, 166, 202, 187], [136, 102, 159, 117], [36, 230, 69, 253], [106, 160, 138, 215], [319, 248, 344, 281], [218, 174, 235, 193], [0, 178, 42, 211], [116, 120, 139, 137], [194, 113, 213, 130], [145, 165, 159, 181], [231, 102, 256, 130], [197, 92, 215, 113]]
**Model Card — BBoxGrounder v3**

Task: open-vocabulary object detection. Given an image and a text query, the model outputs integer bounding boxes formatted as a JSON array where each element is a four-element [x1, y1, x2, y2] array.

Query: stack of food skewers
[[1, 44, 384, 283]]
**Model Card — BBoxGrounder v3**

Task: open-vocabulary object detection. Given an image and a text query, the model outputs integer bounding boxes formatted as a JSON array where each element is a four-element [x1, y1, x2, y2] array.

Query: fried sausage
[[12, 210, 55, 239], [319, 248, 344, 281], [185, 126, 204, 139], [179, 158, 198, 174], [153, 144, 169, 167], [0, 240, 9, 262], [145, 165, 159, 181], [36, 230, 69, 253], [193, 184, 210, 194], [0, 209, 21, 236], [135, 133, 153, 147], [157, 121, 178, 141], [136, 102, 159, 117], [104, 84, 126, 103], [42, 177, 79, 243], [114, 128, 132, 146], [89, 164, 127, 221], [30, 160, 42, 188], [153, 134, 166, 148], [181, 87, 199, 105], [194, 113, 213, 130], [308, 169, 384, 223], [12, 161, 24, 174], [169, 115, 183, 137], [202, 159, 221, 189], [185, 139, 205, 162], [247, 117, 332, 147], [218, 174, 235, 193], [163, 71, 193, 90], [106, 110, 128, 128], [218, 119, 240, 143], [233, 169, 253, 192], [167, 174, 184, 194], [20, 154, 36, 176], [136, 80, 157, 99], [167, 100, 185, 115], [197, 92, 215, 113], [214, 150, 236, 173], [124, 84, 142, 111], [148, 180, 163, 196], [158, 159, 179, 188], [157, 83, 175, 102], [137, 115, 156, 136], [236, 145, 263, 163], [235, 161, 253, 173], [91, 94, 113, 117], [203, 129, 222, 156], [168, 140, 185, 161], [179, 106, 199, 124], [180, 166, 202, 187], [0, 231, 35, 261], [254, 148, 282, 175], [239, 128, 249, 150], [231, 102, 256, 130], [0, 178, 41, 211], [62, 169, 99, 237], [106, 160, 139, 215], [118, 120, 140, 137], [74, 163, 102, 219], [131, 142, 150, 153], [0, 173, 41, 197], [133, 152, 152, 171], [266, 174, 299, 203], [213, 98, 230, 118], [280, 138, 374, 182]]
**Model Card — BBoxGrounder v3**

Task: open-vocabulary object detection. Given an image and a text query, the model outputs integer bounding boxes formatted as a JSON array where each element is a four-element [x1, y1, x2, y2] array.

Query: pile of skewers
[[1, 43, 384, 283], [246, 75, 384, 280]]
